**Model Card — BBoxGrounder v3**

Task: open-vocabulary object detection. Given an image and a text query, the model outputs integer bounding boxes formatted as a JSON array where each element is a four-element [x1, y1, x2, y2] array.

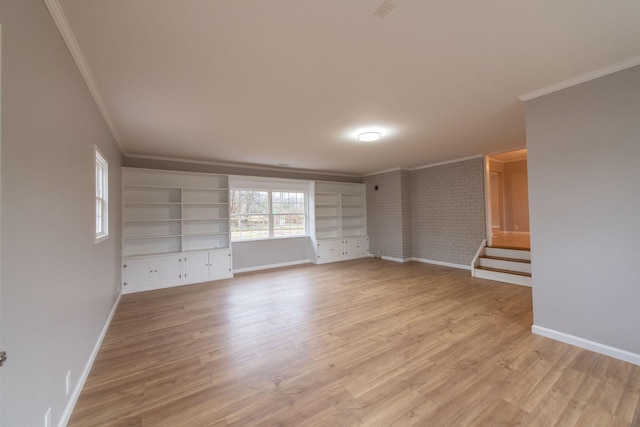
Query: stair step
[[474, 267, 532, 287], [475, 266, 531, 277], [481, 255, 531, 264], [485, 247, 531, 261], [478, 257, 531, 274], [489, 245, 530, 251]]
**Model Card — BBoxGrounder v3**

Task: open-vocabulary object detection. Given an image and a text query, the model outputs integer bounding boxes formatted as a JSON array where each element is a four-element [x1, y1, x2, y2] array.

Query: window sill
[[231, 235, 309, 244], [94, 234, 109, 244]]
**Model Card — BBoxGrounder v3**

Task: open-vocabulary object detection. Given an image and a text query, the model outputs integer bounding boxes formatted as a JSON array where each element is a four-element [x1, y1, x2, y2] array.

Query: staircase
[[472, 243, 532, 287]]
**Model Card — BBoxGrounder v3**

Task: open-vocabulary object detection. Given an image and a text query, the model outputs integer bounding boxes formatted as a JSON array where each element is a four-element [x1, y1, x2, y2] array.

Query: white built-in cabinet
[[316, 236, 370, 263], [122, 168, 233, 294], [312, 181, 370, 264]]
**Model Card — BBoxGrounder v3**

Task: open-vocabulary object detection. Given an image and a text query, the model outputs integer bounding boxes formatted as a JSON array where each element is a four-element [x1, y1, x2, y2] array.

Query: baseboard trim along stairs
[[472, 242, 532, 287]]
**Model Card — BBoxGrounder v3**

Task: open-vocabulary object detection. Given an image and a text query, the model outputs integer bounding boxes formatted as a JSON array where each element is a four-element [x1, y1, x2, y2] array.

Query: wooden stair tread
[[480, 255, 531, 264], [475, 266, 532, 277], [488, 245, 531, 251]]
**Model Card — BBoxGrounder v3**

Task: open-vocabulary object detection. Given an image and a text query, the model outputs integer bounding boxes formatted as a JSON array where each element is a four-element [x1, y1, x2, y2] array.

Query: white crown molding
[[44, 0, 122, 150], [519, 56, 640, 101], [124, 153, 361, 178], [409, 154, 484, 171], [362, 154, 485, 177], [361, 167, 406, 177]]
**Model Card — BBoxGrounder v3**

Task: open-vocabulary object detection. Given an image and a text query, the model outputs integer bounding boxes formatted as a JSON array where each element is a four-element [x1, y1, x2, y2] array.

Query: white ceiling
[[55, 0, 640, 175]]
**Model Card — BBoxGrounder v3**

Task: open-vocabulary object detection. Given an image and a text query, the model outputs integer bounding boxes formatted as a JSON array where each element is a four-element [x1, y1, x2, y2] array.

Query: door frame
[[483, 156, 493, 247]]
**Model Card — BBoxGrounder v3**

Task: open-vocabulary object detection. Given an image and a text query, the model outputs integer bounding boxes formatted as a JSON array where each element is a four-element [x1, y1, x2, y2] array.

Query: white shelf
[[313, 181, 367, 239], [183, 232, 229, 237], [124, 234, 182, 240], [122, 168, 231, 257]]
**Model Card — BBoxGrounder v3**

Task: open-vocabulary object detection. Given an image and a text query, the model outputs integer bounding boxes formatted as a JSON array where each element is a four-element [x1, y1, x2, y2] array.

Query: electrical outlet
[[44, 407, 51, 427], [66, 370, 71, 395], [515, 225, 519, 230]]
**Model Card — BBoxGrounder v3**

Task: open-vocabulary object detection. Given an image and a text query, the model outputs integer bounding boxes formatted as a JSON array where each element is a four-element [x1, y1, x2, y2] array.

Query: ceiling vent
[[373, 1, 396, 18]]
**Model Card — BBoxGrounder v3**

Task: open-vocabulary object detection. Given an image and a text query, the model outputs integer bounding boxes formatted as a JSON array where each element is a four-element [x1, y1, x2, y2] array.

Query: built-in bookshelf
[[121, 168, 232, 293], [122, 168, 229, 256], [313, 181, 367, 239], [312, 181, 370, 264]]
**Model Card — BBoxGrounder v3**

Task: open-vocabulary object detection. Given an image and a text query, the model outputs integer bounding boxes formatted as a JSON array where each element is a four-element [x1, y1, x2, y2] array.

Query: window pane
[[230, 190, 268, 215], [96, 199, 103, 233], [272, 191, 305, 214], [94, 146, 109, 241], [231, 214, 269, 240], [273, 214, 306, 236], [96, 165, 103, 198], [231, 188, 307, 241]]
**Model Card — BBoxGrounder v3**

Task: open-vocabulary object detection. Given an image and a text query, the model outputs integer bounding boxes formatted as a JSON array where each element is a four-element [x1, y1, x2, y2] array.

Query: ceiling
[[489, 148, 527, 163], [54, 0, 640, 175]]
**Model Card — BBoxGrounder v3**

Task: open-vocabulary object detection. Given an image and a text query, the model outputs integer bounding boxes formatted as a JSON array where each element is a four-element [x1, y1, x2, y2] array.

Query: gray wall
[[364, 158, 486, 266], [411, 158, 486, 266], [363, 170, 406, 259], [400, 170, 413, 258], [525, 65, 640, 354], [0, 1, 122, 426], [232, 237, 311, 271]]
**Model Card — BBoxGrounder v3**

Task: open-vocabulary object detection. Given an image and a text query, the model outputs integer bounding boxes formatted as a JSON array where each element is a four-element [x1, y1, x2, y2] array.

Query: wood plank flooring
[[69, 259, 640, 426]]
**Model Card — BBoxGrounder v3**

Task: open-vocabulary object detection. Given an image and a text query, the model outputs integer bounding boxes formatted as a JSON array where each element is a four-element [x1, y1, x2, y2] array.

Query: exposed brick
[[365, 158, 487, 265]]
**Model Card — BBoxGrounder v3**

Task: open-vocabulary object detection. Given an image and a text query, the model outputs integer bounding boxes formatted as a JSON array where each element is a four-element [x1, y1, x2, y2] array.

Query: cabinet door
[[317, 239, 343, 260], [123, 258, 154, 290], [153, 255, 182, 285], [209, 249, 232, 278], [344, 237, 370, 258], [352, 237, 369, 257], [343, 239, 358, 258], [183, 251, 210, 282]]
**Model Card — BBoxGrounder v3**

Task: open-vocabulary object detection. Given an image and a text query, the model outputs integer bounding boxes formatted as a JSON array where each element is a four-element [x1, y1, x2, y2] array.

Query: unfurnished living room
[[1, 1, 640, 426]]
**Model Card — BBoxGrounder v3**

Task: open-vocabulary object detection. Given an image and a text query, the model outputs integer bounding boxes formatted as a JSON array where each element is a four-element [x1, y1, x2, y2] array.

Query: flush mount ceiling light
[[357, 131, 382, 142]]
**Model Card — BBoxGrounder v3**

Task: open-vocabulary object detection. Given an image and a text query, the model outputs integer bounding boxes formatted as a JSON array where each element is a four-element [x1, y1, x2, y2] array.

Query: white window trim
[[229, 176, 310, 242], [94, 145, 109, 244], [230, 190, 308, 242]]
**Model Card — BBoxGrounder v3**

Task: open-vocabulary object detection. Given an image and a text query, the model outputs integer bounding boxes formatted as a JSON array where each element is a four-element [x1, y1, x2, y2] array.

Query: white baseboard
[[532, 325, 640, 366], [380, 256, 471, 270], [381, 256, 413, 263], [58, 292, 122, 427], [411, 257, 471, 271], [233, 259, 311, 274]]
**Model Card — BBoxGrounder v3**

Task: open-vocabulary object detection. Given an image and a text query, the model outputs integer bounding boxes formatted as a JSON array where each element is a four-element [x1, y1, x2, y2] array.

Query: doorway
[[486, 149, 530, 249]]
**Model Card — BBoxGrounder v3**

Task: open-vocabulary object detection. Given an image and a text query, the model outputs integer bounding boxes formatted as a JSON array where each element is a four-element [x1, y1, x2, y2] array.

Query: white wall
[[525, 65, 640, 360], [0, 0, 122, 425]]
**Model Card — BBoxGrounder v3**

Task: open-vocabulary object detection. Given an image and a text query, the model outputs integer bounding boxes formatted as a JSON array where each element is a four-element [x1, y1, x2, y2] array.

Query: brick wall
[[410, 158, 486, 266], [364, 158, 485, 265], [363, 170, 404, 259], [400, 170, 413, 258]]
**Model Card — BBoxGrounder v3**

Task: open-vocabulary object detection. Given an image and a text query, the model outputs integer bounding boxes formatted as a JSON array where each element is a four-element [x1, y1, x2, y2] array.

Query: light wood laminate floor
[[69, 259, 640, 426], [491, 231, 530, 249]]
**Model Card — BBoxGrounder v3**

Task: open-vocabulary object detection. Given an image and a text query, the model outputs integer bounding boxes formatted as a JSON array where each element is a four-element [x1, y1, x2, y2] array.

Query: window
[[94, 145, 109, 243], [231, 190, 306, 240]]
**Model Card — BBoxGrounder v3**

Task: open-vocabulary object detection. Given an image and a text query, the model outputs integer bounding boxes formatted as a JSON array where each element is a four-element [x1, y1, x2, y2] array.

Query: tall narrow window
[[94, 146, 109, 243]]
